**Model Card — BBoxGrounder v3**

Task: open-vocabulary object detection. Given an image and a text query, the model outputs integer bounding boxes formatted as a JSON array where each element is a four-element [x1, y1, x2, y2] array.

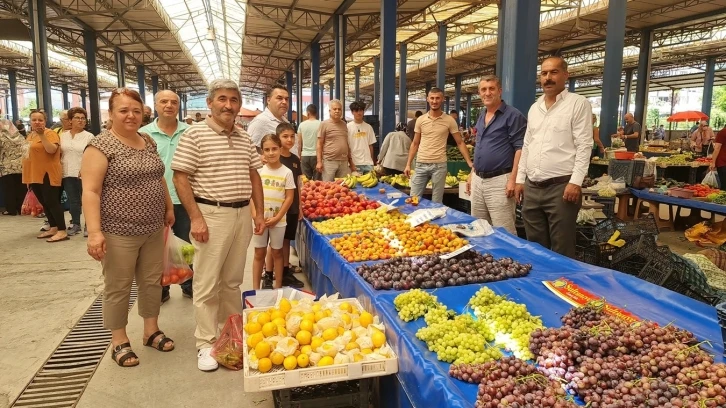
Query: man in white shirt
[[298, 104, 321, 179], [247, 84, 299, 156], [347, 101, 377, 174], [514, 57, 593, 258]]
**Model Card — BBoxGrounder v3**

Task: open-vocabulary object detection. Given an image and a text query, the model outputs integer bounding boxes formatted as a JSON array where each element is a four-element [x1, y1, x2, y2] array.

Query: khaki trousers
[[102, 228, 165, 330], [470, 172, 516, 234], [192, 203, 253, 349]]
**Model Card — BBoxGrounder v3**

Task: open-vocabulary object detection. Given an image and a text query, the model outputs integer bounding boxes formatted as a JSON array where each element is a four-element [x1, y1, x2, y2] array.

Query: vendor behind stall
[[622, 113, 641, 152], [710, 126, 726, 187]]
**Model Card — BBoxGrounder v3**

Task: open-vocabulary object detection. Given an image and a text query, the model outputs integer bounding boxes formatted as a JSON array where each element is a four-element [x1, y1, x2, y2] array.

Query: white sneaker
[[197, 348, 218, 371]]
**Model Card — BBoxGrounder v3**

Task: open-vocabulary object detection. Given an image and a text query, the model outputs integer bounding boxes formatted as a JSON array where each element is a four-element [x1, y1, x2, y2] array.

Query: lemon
[[279, 298, 291, 314], [324, 309, 333, 317], [262, 322, 277, 337], [255, 341, 271, 359], [300, 345, 312, 355], [244, 322, 262, 335], [283, 355, 297, 370], [360, 312, 373, 328], [270, 351, 284, 365], [340, 314, 352, 326], [314, 311, 325, 322], [294, 350, 301, 357], [297, 353, 309, 368], [272, 317, 286, 327], [318, 356, 334, 366], [322, 328, 338, 341], [258, 357, 272, 373], [296, 330, 312, 345], [337, 327, 345, 336], [361, 348, 372, 355], [311, 336, 324, 350], [353, 353, 365, 362], [276, 326, 288, 337], [372, 330, 386, 348], [256, 311, 271, 325], [247, 332, 264, 348], [300, 319, 314, 333], [312, 303, 322, 312], [345, 342, 359, 351], [270, 309, 286, 321], [303, 312, 316, 322], [248, 311, 259, 322], [338, 302, 352, 313]]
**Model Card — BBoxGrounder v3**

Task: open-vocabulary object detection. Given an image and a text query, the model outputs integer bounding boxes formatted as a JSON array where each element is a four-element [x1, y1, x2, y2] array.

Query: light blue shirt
[[140, 118, 189, 205]]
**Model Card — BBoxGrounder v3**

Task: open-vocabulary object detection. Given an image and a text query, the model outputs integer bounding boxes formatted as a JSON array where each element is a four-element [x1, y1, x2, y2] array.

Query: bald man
[[621, 113, 641, 153], [140, 90, 194, 302]]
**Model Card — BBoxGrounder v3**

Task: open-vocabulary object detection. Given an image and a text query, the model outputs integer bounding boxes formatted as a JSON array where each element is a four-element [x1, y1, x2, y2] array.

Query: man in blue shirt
[[466, 75, 527, 234], [140, 90, 192, 302]]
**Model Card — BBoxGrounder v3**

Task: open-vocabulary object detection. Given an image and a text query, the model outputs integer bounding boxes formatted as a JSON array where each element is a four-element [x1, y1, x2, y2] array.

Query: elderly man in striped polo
[[172, 78, 265, 372]]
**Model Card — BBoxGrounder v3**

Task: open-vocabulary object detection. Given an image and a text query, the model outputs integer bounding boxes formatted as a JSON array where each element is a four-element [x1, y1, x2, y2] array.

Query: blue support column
[[703, 57, 716, 119], [183, 94, 188, 117], [328, 79, 333, 104], [334, 14, 346, 104], [445, 96, 450, 113], [354, 67, 361, 101], [568, 78, 576, 93], [373, 56, 380, 115], [83, 29, 101, 135], [623, 68, 634, 119], [500, 0, 541, 115], [319, 84, 325, 120], [634, 29, 653, 127], [28, 0, 52, 125], [380, 0, 396, 139], [178, 92, 183, 122], [136, 65, 146, 102], [465, 93, 472, 129], [151, 75, 159, 118], [399, 42, 407, 123], [436, 23, 447, 90], [496, 1, 506, 78], [8, 69, 18, 122], [115, 49, 126, 88], [454, 74, 462, 116], [295, 59, 303, 122], [61, 84, 69, 109], [286, 71, 294, 121], [80, 88, 86, 110], [311, 41, 320, 110], [426, 81, 432, 111], [599, 0, 627, 148]]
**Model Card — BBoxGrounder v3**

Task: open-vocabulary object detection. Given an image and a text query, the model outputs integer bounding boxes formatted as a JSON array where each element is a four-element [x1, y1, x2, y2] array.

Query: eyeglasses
[[72, 116, 87, 121]]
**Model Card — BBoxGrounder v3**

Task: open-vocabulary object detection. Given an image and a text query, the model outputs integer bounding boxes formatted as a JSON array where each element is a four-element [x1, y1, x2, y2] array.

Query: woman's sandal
[[111, 342, 139, 367], [144, 330, 174, 352]]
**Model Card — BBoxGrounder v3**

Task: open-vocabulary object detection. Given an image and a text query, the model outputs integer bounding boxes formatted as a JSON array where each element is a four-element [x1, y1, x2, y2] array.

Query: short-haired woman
[[82, 88, 176, 367], [23, 110, 67, 242], [61, 107, 94, 236], [0, 113, 27, 215]]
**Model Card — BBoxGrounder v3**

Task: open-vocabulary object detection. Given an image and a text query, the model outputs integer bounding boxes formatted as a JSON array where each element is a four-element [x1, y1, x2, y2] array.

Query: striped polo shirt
[[171, 117, 262, 203]]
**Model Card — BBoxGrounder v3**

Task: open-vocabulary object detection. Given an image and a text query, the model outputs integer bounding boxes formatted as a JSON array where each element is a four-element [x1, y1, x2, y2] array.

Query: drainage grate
[[12, 285, 138, 408]]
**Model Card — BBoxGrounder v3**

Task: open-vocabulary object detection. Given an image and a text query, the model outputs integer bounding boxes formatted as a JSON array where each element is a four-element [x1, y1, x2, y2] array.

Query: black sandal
[[111, 342, 139, 367], [144, 330, 175, 352]]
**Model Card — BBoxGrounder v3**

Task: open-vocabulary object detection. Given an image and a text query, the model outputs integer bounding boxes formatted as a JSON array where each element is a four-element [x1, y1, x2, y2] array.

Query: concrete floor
[[0, 213, 311, 408]]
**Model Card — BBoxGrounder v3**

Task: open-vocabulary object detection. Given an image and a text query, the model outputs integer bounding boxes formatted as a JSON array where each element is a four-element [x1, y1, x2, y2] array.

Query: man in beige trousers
[[172, 79, 265, 371]]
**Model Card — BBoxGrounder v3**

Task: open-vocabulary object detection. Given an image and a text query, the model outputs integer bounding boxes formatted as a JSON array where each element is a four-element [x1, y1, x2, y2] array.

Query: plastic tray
[[242, 298, 398, 392]]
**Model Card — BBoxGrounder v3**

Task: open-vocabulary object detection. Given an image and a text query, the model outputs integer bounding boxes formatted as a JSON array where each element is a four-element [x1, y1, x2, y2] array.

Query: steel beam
[[328, 79, 333, 104], [373, 56, 380, 115], [83, 29, 101, 135], [296, 59, 303, 123], [61, 83, 69, 109], [286, 71, 294, 121], [454, 74, 462, 118], [568, 77, 575, 93], [178, 92, 183, 122], [436, 23, 447, 90], [354, 66, 361, 101], [320, 83, 324, 120], [703, 56, 716, 119], [80, 88, 86, 110], [115, 49, 125, 88], [496, 0, 505, 78], [426, 81, 432, 111], [445, 96, 450, 113], [8, 70, 18, 122], [500, 0, 540, 114], [137, 65, 145, 102], [466, 93, 472, 129], [151, 74, 159, 117], [600, 0, 627, 148], [183, 94, 187, 117], [334, 14, 346, 104], [311, 41, 320, 111], [623, 68, 634, 119], [399, 42, 407, 124], [28, 0, 52, 124]]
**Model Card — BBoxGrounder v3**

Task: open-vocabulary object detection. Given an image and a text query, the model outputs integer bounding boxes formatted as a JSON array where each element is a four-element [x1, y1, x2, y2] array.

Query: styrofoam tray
[[242, 298, 398, 392]]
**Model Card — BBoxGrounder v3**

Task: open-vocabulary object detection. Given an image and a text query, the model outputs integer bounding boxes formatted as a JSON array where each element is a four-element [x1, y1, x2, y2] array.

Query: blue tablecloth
[[297, 183, 725, 408], [630, 187, 726, 215]]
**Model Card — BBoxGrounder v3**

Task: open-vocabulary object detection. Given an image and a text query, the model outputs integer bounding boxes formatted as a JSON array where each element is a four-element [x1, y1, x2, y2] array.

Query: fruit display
[[404, 195, 419, 205], [655, 178, 685, 189], [446, 145, 474, 162], [329, 222, 467, 262], [528, 304, 726, 407], [655, 153, 693, 165], [302, 180, 380, 220], [457, 169, 469, 181], [340, 172, 378, 188], [311, 208, 406, 234], [445, 173, 459, 187], [382, 173, 410, 188], [356, 250, 532, 290], [683, 184, 720, 197], [707, 191, 726, 204], [244, 297, 394, 374]]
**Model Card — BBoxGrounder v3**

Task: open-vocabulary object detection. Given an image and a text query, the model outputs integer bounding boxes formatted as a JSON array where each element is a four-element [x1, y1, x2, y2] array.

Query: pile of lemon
[[312, 208, 406, 235], [244, 297, 391, 373]]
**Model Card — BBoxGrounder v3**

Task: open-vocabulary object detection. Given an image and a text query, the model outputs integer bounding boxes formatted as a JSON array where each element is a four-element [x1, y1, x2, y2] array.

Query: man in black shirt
[[406, 111, 422, 139], [622, 113, 641, 152]]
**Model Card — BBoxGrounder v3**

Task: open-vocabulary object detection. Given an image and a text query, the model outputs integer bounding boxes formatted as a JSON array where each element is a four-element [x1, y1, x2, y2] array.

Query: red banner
[[543, 278, 642, 325]]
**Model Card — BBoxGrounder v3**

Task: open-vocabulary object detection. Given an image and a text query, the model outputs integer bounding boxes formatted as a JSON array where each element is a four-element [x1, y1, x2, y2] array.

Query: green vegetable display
[[446, 145, 474, 162], [655, 153, 693, 165]]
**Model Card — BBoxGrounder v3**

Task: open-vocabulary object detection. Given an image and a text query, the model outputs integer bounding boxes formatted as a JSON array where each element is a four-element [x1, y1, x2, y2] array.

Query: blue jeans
[[410, 162, 447, 203], [165, 204, 192, 292], [62, 177, 82, 225]]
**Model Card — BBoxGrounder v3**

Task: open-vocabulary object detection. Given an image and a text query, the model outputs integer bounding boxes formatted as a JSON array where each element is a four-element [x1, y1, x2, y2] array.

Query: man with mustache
[[514, 57, 593, 258], [141, 90, 193, 302], [466, 75, 526, 234], [248, 84, 300, 158]]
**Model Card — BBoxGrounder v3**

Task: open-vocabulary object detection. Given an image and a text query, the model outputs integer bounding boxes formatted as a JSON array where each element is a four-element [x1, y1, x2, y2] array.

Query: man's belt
[[526, 175, 571, 188], [475, 167, 512, 179], [194, 197, 249, 208]]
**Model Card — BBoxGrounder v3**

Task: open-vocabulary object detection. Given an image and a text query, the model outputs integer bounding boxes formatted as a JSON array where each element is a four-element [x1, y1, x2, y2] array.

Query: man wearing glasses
[[690, 121, 715, 157]]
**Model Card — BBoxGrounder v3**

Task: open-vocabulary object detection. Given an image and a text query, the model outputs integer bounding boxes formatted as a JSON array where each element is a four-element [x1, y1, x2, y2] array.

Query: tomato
[[170, 274, 180, 284], [161, 275, 171, 286]]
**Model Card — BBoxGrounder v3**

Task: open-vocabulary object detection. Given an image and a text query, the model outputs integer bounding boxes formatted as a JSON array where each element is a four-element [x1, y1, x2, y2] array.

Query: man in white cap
[[185, 115, 194, 125]]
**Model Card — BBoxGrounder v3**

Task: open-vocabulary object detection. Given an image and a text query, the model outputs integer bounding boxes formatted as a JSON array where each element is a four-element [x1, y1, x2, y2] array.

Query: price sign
[[439, 244, 473, 260]]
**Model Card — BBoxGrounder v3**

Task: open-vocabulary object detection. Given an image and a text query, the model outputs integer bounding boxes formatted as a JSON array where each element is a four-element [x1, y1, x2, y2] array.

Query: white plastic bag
[[702, 170, 720, 188]]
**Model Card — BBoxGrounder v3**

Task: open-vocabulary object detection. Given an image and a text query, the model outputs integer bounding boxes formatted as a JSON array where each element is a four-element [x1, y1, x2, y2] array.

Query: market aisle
[[76, 247, 310, 408], [0, 215, 102, 408]]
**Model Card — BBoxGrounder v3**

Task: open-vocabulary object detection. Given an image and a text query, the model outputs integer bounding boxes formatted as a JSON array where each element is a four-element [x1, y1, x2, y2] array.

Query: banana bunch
[[607, 231, 626, 248], [457, 169, 470, 182], [393, 174, 410, 187], [341, 174, 358, 188], [380, 175, 394, 184], [357, 172, 379, 188], [445, 173, 459, 187]]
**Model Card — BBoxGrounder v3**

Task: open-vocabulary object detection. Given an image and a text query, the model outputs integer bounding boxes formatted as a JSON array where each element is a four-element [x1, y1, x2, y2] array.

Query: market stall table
[[295, 183, 725, 408], [630, 187, 726, 231]]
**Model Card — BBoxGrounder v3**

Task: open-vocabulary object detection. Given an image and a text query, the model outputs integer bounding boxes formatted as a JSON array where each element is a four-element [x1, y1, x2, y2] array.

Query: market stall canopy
[[667, 111, 710, 122], [238, 107, 262, 118]]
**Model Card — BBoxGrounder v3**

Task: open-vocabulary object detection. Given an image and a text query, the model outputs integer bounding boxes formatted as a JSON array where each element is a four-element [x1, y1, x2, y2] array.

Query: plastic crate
[[273, 379, 371, 408], [242, 298, 398, 392], [610, 235, 658, 265], [578, 242, 618, 267], [641, 251, 725, 305], [608, 160, 635, 184], [592, 215, 659, 243], [631, 160, 646, 185], [591, 197, 616, 218]]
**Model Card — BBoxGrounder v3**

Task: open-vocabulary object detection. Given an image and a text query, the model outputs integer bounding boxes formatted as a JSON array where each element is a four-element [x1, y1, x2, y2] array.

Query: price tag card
[[405, 210, 435, 227], [377, 200, 400, 212], [439, 244, 474, 259]]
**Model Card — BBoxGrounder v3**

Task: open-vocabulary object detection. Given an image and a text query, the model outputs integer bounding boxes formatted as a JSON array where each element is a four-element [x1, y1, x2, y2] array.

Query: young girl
[[252, 134, 296, 289]]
